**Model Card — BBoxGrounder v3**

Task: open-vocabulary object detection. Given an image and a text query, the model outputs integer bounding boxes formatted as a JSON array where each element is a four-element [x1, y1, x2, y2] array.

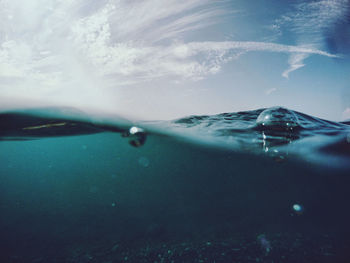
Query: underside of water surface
[[0, 106, 350, 263]]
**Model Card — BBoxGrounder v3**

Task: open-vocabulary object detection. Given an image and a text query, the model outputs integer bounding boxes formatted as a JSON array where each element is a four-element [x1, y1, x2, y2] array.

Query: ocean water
[[0, 106, 350, 263]]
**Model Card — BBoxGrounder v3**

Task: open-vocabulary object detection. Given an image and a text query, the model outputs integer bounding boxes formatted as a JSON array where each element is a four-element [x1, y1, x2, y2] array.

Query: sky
[[0, 0, 349, 121]]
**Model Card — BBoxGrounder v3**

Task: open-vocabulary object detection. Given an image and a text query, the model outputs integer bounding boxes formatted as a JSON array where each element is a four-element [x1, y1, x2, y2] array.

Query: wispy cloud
[[265, 88, 277, 95], [282, 53, 308, 79], [0, 0, 227, 105], [343, 108, 350, 120], [107, 1, 227, 43], [273, 0, 348, 78], [0, 0, 340, 108], [283, 0, 348, 40]]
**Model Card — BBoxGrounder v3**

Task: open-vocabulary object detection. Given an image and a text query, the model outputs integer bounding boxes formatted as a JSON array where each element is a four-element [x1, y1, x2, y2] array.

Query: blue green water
[[0, 107, 350, 262]]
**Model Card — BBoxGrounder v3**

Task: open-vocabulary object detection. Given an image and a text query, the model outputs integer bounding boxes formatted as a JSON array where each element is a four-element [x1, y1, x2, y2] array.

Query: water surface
[[0, 106, 349, 262]]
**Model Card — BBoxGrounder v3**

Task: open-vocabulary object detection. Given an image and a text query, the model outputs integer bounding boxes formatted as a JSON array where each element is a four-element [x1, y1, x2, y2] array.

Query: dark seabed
[[0, 106, 350, 263]]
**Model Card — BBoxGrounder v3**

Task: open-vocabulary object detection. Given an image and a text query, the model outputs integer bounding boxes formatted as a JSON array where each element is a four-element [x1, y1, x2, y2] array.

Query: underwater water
[[0, 106, 350, 263]]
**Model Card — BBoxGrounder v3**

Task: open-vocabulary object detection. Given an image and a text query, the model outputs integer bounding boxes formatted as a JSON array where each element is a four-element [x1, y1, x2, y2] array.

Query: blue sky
[[0, 0, 349, 120]]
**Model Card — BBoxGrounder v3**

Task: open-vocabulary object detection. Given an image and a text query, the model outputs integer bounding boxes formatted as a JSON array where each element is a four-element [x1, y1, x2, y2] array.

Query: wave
[[1, 106, 349, 168]]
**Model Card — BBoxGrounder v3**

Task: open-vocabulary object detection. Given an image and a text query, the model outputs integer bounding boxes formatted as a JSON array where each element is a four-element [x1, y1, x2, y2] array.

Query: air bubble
[[257, 107, 301, 151], [256, 107, 300, 132], [122, 126, 147, 147], [292, 203, 304, 215], [138, 156, 150, 167]]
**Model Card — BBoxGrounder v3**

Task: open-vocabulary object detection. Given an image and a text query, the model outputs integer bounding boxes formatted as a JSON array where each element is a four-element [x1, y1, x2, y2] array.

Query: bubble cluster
[[257, 234, 271, 255]]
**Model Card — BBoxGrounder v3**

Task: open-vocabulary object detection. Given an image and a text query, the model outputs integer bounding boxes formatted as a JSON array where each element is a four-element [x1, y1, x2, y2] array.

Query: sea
[[0, 106, 350, 263]]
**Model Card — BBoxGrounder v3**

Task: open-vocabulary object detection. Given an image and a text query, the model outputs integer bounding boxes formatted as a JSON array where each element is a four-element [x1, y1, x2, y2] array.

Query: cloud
[[273, 0, 349, 77], [343, 108, 350, 120], [274, 0, 349, 44], [53, 38, 338, 83], [0, 0, 340, 108], [265, 88, 277, 95], [282, 53, 308, 79]]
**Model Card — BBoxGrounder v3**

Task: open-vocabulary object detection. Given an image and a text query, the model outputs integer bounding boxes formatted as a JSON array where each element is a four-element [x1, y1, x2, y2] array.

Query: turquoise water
[[0, 107, 350, 262]]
